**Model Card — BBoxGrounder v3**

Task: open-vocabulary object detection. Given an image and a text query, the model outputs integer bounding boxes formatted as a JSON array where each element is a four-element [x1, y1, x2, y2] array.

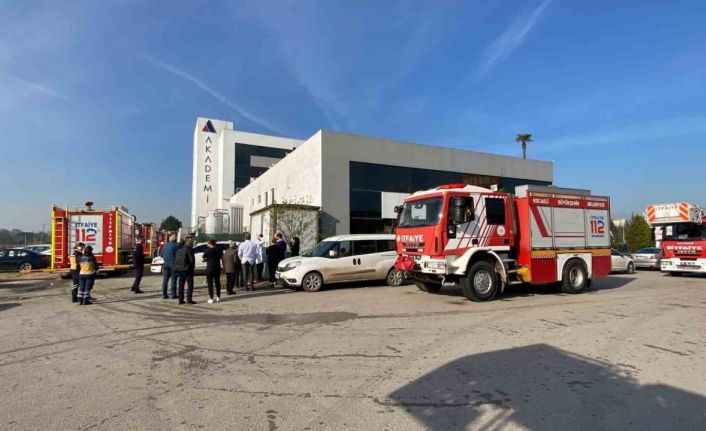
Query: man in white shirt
[[238, 233, 259, 291], [255, 234, 266, 282]]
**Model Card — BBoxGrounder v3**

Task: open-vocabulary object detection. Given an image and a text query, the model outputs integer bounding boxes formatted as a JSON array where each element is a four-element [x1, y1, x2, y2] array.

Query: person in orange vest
[[69, 242, 85, 303], [78, 245, 99, 305]]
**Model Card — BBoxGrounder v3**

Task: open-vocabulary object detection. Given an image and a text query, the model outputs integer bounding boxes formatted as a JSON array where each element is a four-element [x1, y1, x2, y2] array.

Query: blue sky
[[1, 0, 705, 230]]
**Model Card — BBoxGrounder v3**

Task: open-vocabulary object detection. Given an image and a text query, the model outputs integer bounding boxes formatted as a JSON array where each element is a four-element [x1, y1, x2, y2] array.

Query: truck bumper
[[661, 258, 706, 273]]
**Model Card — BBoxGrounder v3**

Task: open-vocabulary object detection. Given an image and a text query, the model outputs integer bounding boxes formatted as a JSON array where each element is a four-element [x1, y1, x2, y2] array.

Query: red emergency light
[[436, 183, 467, 190]]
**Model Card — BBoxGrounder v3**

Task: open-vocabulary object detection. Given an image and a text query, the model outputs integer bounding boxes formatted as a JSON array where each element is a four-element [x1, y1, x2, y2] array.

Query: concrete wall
[[230, 131, 323, 232], [319, 130, 554, 234]]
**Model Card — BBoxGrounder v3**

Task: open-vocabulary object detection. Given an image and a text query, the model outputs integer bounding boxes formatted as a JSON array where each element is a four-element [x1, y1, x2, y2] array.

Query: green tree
[[159, 215, 183, 232], [624, 214, 652, 252], [515, 133, 533, 159]]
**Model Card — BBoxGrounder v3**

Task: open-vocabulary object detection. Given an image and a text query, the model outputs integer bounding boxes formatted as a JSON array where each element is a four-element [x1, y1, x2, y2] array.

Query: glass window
[[265, 193, 268, 206], [399, 198, 443, 228], [350, 190, 382, 218], [271, 189, 275, 204], [485, 198, 506, 225], [350, 162, 410, 193], [18, 251, 28, 257], [336, 240, 353, 258], [8, 250, 16, 257], [353, 240, 378, 256], [377, 239, 396, 252], [258, 195, 261, 204], [0, 251, 6, 258]]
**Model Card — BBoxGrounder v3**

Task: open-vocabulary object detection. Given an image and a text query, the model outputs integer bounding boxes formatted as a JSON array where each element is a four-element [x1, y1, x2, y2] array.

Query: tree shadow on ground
[[386, 344, 706, 430], [0, 303, 21, 312]]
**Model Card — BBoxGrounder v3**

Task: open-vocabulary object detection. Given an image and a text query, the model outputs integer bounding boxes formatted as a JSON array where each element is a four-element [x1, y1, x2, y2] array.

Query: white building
[[191, 117, 302, 229], [191, 117, 554, 241], [226, 129, 554, 239]]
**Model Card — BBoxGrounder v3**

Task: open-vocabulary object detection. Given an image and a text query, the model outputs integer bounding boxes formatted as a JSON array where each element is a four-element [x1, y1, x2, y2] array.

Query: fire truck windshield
[[399, 197, 443, 228], [662, 223, 706, 241]]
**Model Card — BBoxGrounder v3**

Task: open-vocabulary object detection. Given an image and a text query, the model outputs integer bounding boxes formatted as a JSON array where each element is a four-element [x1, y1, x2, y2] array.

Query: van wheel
[[561, 260, 588, 294], [415, 281, 441, 293], [302, 272, 323, 292], [461, 261, 498, 302], [386, 269, 404, 287]]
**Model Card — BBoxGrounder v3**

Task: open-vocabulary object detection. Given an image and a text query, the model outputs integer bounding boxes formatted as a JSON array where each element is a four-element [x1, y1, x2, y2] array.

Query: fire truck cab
[[646, 202, 706, 275], [395, 184, 612, 302]]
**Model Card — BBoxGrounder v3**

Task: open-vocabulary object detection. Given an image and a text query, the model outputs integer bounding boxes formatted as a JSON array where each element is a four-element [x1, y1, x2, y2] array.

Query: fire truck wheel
[[386, 269, 404, 287], [302, 272, 323, 292], [415, 281, 441, 293], [561, 260, 588, 294], [462, 261, 498, 302]]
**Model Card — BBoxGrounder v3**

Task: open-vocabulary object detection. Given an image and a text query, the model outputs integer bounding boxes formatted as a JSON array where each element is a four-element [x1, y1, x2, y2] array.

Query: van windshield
[[305, 241, 337, 258], [399, 197, 443, 228]]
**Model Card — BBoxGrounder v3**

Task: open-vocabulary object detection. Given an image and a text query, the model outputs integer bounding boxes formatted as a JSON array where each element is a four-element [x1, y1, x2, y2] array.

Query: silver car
[[632, 247, 662, 270], [611, 249, 635, 273], [276, 234, 403, 292]]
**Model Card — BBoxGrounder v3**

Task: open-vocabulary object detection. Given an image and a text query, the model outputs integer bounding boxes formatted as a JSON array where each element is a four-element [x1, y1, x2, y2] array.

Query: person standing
[[255, 234, 265, 282], [223, 242, 238, 296], [161, 235, 179, 299], [290, 236, 300, 257], [238, 233, 258, 291], [69, 242, 85, 303], [175, 237, 196, 305], [131, 237, 145, 294], [202, 240, 225, 303], [275, 233, 288, 260], [234, 246, 244, 290], [78, 245, 99, 305], [266, 239, 279, 286]]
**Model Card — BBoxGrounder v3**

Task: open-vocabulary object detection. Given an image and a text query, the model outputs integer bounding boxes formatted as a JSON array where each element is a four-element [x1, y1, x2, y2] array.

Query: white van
[[276, 234, 403, 292]]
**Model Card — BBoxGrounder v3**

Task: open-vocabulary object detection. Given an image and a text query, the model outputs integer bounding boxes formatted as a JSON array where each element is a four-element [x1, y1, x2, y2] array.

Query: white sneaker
[[207, 298, 214, 304], [215, 296, 221, 303]]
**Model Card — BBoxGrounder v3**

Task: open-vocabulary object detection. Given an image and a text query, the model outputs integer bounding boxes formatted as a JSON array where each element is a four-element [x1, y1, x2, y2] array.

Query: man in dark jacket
[[131, 237, 145, 294], [175, 237, 196, 304], [275, 233, 288, 260], [223, 242, 238, 295], [161, 235, 179, 299]]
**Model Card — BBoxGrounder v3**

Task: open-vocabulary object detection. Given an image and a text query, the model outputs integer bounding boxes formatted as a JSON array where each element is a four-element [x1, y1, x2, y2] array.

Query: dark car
[[0, 248, 50, 271]]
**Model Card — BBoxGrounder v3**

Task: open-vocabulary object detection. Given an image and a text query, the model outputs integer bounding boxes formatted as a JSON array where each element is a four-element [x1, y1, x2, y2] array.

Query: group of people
[[68, 232, 300, 306], [68, 242, 100, 305], [157, 232, 300, 305]]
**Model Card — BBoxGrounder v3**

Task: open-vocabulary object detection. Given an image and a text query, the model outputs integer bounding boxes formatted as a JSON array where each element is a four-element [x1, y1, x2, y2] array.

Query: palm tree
[[515, 133, 533, 159]]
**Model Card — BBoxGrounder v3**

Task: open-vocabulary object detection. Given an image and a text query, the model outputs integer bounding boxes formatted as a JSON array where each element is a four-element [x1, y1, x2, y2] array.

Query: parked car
[[632, 247, 662, 270], [276, 234, 403, 292], [611, 249, 635, 273], [0, 248, 50, 271], [150, 241, 232, 274], [23, 244, 52, 255]]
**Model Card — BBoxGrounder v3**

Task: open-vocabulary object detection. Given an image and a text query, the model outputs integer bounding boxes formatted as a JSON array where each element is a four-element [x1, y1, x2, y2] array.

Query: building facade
[[227, 128, 554, 239], [191, 117, 302, 229]]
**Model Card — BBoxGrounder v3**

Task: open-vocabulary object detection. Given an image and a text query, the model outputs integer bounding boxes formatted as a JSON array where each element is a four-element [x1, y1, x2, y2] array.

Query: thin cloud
[[15, 77, 67, 100], [541, 116, 706, 153], [142, 54, 289, 135], [477, 0, 551, 76]]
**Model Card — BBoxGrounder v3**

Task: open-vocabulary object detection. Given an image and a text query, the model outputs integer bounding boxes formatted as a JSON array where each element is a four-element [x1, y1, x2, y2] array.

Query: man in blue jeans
[[161, 235, 179, 299]]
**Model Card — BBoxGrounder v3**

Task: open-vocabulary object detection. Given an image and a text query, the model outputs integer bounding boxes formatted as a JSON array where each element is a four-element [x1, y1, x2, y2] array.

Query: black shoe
[[171, 296, 177, 300], [83, 299, 92, 305], [187, 299, 197, 304], [78, 300, 84, 305], [162, 295, 169, 299], [72, 299, 78, 303], [134, 289, 144, 294], [179, 300, 186, 305]]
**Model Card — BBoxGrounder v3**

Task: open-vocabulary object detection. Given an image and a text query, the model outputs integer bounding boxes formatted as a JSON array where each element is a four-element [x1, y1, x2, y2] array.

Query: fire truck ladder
[[53, 215, 66, 268]]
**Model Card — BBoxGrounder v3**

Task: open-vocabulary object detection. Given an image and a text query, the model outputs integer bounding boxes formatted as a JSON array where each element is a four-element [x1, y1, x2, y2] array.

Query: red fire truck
[[646, 202, 706, 275], [394, 184, 612, 302], [51, 203, 137, 274]]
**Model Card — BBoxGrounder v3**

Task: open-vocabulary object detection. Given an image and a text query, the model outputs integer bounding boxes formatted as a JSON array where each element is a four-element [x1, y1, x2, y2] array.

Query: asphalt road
[[0, 271, 705, 430]]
